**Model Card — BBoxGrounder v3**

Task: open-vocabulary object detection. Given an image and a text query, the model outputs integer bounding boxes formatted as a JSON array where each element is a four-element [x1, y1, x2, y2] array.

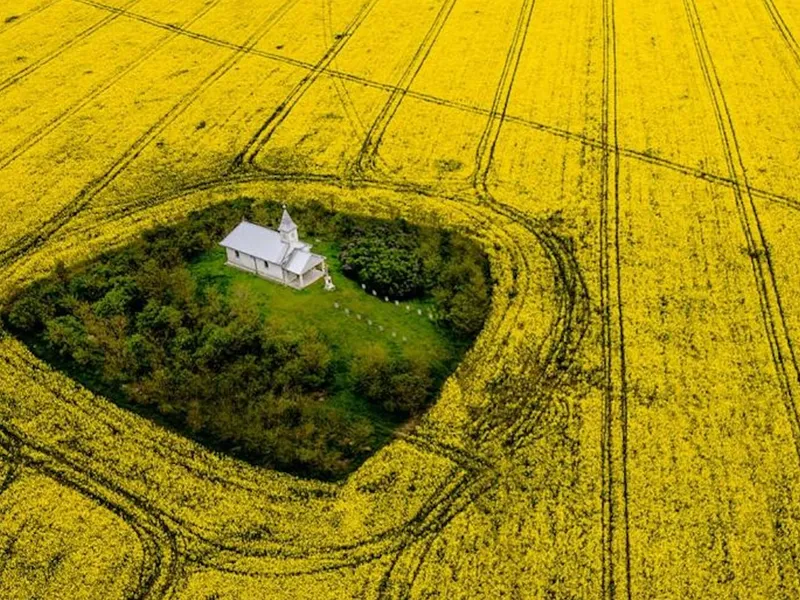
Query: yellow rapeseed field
[[0, 0, 799, 598]]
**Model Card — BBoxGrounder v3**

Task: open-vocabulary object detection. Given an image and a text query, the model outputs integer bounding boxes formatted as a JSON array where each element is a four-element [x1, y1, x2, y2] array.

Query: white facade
[[225, 248, 285, 280], [219, 209, 327, 290]]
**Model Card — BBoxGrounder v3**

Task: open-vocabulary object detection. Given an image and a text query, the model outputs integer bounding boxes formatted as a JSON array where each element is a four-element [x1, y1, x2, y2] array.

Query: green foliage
[[1, 197, 490, 479], [339, 225, 425, 298], [44, 315, 98, 367], [351, 345, 433, 416], [7, 290, 53, 332], [433, 236, 492, 337]]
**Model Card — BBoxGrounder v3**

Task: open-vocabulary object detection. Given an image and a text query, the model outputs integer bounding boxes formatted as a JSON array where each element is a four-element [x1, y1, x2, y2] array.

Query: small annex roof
[[279, 207, 297, 233], [219, 221, 288, 264], [284, 249, 325, 275]]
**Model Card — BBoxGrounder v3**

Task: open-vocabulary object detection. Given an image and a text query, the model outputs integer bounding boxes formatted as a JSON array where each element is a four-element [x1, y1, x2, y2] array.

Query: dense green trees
[[2, 197, 490, 479], [256, 199, 492, 338], [351, 344, 433, 415], [339, 223, 426, 298], [337, 215, 490, 337]]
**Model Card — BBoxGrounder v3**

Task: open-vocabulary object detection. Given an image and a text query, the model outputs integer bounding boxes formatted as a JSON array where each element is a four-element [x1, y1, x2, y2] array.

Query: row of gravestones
[[332, 295, 438, 343], [332, 302, 408, 342], [360, 283, 437, 320]]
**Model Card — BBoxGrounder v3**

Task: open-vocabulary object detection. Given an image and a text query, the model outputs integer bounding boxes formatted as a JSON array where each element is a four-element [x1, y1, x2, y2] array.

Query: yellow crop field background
[[0, 0, 799, 597]]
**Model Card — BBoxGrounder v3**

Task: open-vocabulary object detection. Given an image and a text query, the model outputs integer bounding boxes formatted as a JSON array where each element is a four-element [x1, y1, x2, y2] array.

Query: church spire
[[278, 204, 298, 244], [279, 204, 297, 233]]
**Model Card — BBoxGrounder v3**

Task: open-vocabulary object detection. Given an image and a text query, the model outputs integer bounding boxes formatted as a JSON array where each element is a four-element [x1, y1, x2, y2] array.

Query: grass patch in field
[[189, 242, 462, 446], [2, 197, 490, 479]]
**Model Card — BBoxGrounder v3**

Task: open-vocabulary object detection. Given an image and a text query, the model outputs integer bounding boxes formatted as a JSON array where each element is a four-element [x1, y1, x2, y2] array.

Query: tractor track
[[0, 0, 304, 272], [470, 0, 536, 196], [761, 0, 800, 68], [682, 0, 800, 463], [322, 0, 368, 143], [347, 0, 459, 181], [0, 0, 787, 217], [598, 0, 631, 597], [0, 0, 143, 95], [233, 0, 383, 170], [456, 0, 590, 459], [0, 0, 63, 35], [0, 419, 182, 600], [0, 0, 225, 172], [451, 0, 543, 411]]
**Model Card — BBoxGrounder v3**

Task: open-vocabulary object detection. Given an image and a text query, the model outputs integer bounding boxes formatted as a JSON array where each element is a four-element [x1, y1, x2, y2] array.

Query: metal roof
[[220, 220, 324, 275], [279, 208, 297, 232], [284, 250, 325, 275], [219, 221, 289, 264]]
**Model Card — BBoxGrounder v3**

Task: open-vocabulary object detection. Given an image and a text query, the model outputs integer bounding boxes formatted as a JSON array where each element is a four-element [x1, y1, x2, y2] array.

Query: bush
[[351, 344, 392, 404], [339, 231, 425, 299], [352, 347, 432, 416], [6, 291, 51, 332], [44, 315, 99, 367], [93, 285, 135, 318], [385, 358, 432, 415]]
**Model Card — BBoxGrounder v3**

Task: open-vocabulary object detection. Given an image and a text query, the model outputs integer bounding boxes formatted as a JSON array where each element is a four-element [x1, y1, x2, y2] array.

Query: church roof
[[284, 249, 325, 275], [219, 221, 289, 264], [279, 208, 297, 233], [220, 220, 323, 275]]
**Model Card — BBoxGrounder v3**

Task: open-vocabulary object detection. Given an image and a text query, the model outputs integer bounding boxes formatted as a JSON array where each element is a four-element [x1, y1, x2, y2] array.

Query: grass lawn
[[189, 241, 464, 442]]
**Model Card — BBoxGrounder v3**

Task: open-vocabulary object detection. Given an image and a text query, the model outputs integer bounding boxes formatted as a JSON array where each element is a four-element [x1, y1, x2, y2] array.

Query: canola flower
[[0, 0, 799, 597]]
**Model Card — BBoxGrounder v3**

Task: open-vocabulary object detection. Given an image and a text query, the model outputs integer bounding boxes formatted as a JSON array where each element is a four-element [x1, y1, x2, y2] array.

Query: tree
[[136, 300, 184, 342], [445, 281, 490, 337], [93, 285, 134, 318], [352, 347, 432, 415], [351, 344, 392, 406], [290, 331, 333, 391], [6, 290, 52, 332], [44, 315, 98, 366], [385, 357, 432, 415], [339, 225, 426, 298]]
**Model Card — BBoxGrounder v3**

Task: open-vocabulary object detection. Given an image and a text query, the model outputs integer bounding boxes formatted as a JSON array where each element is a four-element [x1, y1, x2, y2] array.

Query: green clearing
[[2, 197, 489, 479], [189, 242, 462, 442]]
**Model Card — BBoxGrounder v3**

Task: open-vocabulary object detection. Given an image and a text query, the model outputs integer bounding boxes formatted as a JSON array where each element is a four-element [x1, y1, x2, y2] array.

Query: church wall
[[265, 262, 284, 280], [226, 248, 257, 272]]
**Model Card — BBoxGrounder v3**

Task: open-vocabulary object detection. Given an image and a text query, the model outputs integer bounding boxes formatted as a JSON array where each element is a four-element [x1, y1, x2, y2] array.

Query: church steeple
[[279, 205, 298, 244]]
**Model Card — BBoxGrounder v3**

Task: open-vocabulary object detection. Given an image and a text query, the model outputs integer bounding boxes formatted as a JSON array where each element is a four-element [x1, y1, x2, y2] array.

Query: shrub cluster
[[255, 200, 492, 338], [3, 197, 491, 479]]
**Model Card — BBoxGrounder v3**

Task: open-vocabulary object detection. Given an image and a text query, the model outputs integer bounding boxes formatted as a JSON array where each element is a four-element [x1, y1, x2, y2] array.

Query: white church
[[219, 207, 330, 290]]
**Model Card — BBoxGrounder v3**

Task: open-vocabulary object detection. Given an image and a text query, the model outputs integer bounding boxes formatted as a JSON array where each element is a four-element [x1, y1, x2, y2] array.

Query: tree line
[[2, 197, 491, 479]]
